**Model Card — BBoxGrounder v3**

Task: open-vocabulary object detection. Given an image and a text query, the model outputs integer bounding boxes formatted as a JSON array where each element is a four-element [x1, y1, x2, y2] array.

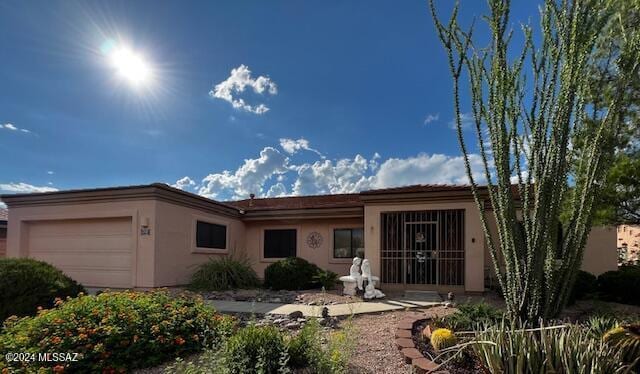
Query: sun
[[110, 47, 152, 86]]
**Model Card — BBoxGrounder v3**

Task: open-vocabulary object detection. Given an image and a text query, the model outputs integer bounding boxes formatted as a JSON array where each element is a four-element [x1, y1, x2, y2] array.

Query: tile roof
[[360, 184, 476, 195], [0, 208, 7, 222], [226, 193, 363, 211]]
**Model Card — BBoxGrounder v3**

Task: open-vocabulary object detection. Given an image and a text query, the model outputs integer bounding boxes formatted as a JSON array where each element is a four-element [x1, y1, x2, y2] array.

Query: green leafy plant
[[604, 324, 640, 365], [569, 270, 599, 304], [0, 258, 85, 321], [313, 269, 339, 290], [220, 324, 289, 374], [430, 328, 457, 351], [431, 0, 640, 320], [439, 302, 503, 331], [472, 319, 634, 373], [598, 266, 640, 305], [0, 290, 236, 373], [189, 256, 261, 291], [264, 257, 321, 290]]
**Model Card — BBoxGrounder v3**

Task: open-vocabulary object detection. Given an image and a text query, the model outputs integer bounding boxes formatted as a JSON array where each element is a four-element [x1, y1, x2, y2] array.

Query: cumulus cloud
[[0, 182, 58, 193], [172, 176, 196, 190], [198, 147, 289, 199], [1, 123, 30, 133], [210, 65, 277, 114], [279, 138, 323, 157], [184, 137, 487, 201], [423, 113, 439, 125]]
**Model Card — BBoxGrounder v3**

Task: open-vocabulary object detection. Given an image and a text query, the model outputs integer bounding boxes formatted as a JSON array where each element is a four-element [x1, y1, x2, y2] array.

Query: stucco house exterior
[[0, 183, 617, 293]]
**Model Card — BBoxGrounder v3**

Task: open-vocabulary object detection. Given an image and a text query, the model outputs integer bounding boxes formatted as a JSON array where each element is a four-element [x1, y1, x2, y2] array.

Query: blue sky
[[0, 1, 540, 202]]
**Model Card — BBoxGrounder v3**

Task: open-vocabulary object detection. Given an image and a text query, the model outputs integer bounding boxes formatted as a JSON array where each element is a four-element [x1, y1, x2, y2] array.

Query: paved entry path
[[206, 299, 442, 317]]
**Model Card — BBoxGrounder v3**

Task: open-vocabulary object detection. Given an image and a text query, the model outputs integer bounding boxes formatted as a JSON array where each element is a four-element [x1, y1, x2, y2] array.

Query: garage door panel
[[27, 217, 133, 288], [29, 235, 132, 252]]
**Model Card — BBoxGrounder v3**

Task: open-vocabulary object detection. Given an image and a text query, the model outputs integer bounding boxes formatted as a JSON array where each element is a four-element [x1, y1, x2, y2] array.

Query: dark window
[[333, 228, 364, 258], [196, 221, 227, 249], [264, 229, 297, 258]]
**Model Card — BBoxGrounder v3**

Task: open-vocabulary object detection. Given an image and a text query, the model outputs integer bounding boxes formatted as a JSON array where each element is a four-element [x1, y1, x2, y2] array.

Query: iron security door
[[405, 221, 438, 284]]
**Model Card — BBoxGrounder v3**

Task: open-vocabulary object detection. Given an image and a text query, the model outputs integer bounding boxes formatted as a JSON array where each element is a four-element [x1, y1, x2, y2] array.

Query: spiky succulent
[[603, 324, 640, 363], [430, 328, 457, 351]]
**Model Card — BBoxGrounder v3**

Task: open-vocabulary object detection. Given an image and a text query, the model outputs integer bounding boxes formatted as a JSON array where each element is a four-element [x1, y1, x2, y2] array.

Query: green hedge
[[598, 266, 640, 306], [0, 290, 237, 372], [0, 258, 85, 321], [569, 270, 598, 304], [263, 257, 321, 290]]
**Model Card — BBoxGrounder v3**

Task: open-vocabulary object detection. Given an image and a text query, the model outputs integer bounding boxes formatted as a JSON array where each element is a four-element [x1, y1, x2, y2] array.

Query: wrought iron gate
[[381, 210, 464, 286]]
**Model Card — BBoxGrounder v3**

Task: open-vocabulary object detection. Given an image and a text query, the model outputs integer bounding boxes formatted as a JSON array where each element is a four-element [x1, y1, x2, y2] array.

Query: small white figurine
[[364, 282, 385, 300], [349, 257, 364, 290], [361, 259, 385, 299]]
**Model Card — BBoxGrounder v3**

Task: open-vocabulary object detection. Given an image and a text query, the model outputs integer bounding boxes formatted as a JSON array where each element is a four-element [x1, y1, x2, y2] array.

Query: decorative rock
[[412, 357, 439, 374], [397, 321, 414, 330], [288, 311, 304, 319], [395, 329, 412, 339], [296, 318, 306, 323], [400, 348, 423, 364], [321, 306, 329, 318], [395, 338, 415, 349], [285, 321, 301, 329]]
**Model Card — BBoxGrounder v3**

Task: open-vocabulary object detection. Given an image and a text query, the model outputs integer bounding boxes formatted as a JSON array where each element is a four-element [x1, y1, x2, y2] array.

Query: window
[[333, 228, 364, 258], [264, 229, 297, 258], [196, 221, 227, 249]]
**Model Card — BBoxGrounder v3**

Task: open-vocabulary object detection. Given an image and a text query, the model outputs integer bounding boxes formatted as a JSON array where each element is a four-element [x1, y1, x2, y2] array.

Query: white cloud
[[448, 112, 474, 130], [1, 123, 30, 133], [279, 138, 323, 157], [423, 113, 439, 125], [172, 176, 196, 190], [47, 171, 55, 175], [199, 147, 289, 199], [210, 65, 277, 114], [188, 140, 487, 201], [0, 202, 6, 209], [0, 182, 58, 193]]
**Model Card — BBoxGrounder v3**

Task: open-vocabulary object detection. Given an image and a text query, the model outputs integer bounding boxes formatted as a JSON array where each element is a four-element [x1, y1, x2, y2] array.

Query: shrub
[[598, 267, 640, 305], [0, 258, 85, 321], [0, 290, 236, 372], [472, 319, 632, 373], [313, 269, 339, 290], [221, 325, 289, 374], [264, 257, 321, 290], [430, 328, 457, 351], [189, 256, 260, 291], [439, 301, 503, 331], [569, 270, 598, 304]]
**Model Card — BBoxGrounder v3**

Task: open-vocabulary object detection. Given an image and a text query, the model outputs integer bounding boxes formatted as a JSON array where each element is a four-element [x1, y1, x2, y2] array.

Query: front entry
[[381, 210, 464, 286]]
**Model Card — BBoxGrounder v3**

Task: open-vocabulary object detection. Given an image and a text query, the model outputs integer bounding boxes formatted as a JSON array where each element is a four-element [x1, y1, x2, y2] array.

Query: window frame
[[192, 216, 229, 254], [332, 227, 364, 260], [262, 228, 298, 260]]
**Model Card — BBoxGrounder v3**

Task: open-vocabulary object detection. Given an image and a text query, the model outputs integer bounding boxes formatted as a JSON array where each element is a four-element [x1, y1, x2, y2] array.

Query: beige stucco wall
[[617, 225, 640, 264], [6, 200, 157, 288], [153, 201, 245, 287], [582, 226, 618, 275], [364, 201, 485, 293], [243, 218, 363, 279]]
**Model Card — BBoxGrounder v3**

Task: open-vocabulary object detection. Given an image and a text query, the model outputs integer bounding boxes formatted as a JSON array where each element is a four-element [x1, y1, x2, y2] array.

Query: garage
[[26, 217, 134, 288]]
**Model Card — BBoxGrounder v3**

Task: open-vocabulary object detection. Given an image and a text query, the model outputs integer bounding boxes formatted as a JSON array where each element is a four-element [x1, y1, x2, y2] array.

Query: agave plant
[[604, 324, 640, 365]]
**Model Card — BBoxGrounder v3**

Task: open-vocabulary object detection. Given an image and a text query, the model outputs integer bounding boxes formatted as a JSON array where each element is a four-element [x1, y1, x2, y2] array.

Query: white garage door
[[27, 217, 133, 288]]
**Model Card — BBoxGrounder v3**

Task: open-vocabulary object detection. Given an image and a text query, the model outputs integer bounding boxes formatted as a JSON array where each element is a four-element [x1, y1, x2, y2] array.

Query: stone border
[[395, 313, 449, 374]]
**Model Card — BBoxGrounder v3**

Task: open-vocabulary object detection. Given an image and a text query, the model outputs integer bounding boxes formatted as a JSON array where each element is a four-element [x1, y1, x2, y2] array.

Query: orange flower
[[51, 336, 62, 344], [133, 335, 139, 343], [174, 337, 185, 346], [78, 333, 88, 340], [53, 364, 65, 373]]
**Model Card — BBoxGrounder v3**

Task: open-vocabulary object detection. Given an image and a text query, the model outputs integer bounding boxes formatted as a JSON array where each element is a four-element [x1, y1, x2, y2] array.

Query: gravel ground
[[344, 306, 454, 374]]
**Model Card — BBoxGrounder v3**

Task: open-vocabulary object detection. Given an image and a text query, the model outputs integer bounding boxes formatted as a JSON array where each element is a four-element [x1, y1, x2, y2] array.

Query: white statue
[[349, 257, 364, 290], [361, 259, 385, 299], [339, 257, 364, 296]]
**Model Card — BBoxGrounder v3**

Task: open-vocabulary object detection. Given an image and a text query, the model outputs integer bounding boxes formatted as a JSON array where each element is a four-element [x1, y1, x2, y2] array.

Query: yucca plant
[[431, 0, 640, 320], [472, 319, 635, 373]]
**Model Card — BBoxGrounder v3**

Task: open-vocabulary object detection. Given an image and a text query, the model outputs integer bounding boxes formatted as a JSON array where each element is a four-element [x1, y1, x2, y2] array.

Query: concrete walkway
[[206, 299, 442, 317]]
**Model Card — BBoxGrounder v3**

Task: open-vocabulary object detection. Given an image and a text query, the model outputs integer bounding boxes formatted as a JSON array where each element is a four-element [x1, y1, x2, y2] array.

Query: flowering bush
[[0, 290, 236, 373]]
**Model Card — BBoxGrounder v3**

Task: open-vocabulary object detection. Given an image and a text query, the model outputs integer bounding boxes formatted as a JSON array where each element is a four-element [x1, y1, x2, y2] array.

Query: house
[[0, 183, 617, 292], [617, 224, 640, 264], [0, 208, 7, 257]]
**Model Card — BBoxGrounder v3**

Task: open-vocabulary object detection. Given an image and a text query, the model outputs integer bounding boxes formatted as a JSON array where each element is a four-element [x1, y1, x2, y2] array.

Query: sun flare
[[109, 47, 152, 86]]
